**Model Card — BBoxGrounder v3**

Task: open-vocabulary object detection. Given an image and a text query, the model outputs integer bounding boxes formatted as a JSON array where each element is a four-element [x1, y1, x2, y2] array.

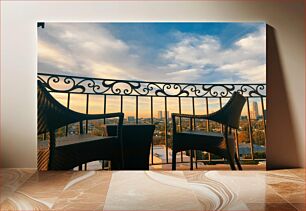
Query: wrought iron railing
[[38, 73, 266, 165]]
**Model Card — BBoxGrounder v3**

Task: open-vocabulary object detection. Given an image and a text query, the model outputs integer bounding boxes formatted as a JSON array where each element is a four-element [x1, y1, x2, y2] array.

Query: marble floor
[[0, 168, 304, 210]]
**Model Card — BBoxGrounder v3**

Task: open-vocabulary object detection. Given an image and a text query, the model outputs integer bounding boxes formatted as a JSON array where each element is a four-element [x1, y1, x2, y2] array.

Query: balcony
[[37, 73, 266, 169]]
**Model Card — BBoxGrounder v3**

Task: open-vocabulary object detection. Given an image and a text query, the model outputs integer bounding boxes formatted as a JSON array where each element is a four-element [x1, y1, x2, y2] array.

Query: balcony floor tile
[[0, 168, 304, 211]]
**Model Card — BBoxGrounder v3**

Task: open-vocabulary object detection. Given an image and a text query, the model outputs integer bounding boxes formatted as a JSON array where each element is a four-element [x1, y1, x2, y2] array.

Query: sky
[[38, 22, 266, 116], [38, 22, 266, 83]]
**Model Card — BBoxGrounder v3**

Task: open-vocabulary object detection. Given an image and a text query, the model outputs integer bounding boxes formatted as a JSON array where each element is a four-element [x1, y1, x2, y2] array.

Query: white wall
[[1, 1, 304, 169]]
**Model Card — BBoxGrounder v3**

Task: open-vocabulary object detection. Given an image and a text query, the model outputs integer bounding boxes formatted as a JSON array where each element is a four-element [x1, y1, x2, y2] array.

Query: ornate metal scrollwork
[[37, 73, 266, 98]]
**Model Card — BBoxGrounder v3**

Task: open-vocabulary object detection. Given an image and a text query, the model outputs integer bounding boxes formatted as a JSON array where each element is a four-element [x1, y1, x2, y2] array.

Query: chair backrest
[[38, 80, 86, 134], [208, 92, 246, 129]]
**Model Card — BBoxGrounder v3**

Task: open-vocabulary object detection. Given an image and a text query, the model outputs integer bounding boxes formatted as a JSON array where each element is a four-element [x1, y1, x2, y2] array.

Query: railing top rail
[[37, 73, 266, 97], [38, 73, 266, 86]]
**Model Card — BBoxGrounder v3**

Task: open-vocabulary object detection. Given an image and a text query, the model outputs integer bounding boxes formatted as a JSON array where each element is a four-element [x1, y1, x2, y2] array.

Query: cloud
[[167, 68, 198, 75], [235, 26, 266, 55], [38, 23, 141, 79], [38, 40, 76, 70], [160, 25, 266, 83]]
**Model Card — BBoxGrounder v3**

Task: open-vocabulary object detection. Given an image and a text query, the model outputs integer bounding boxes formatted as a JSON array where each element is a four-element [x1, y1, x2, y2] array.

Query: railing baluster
[[219, 97, 223, 132], [85, 94, 89, 134], [192, 97, 197, 168], [261, 96, 267, 145], [192, 97, 196, 128], [120, 93, 124, 170], [84, 94, 90, 170], [65, 93, 70, 136], [246, 97, 254, 160], [120, 95, 123, 113], [219, 97, 225, 161], [136, 96, 139, 124], [178, 97, 183, 162], [205, 97, 211, 161], [205, 97, 210, 131], [189, 117, 193, 170], [150, 96, 154, 165], [164, 97, 168, 163], [103, 95, 107, 124]]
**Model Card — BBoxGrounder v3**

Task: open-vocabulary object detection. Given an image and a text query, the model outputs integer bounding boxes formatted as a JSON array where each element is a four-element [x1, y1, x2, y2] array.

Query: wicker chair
[[171, 92, 246, 170], [37, 80, 124, 170]]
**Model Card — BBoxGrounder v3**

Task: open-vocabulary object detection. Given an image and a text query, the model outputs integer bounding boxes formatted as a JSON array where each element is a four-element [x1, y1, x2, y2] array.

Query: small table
[[102, 124, 155, 170]]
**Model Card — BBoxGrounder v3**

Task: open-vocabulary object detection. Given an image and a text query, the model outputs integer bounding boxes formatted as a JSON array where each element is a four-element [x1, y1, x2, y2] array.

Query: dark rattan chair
[[37, 80, 124, 170], [172, 92, 246, 170]]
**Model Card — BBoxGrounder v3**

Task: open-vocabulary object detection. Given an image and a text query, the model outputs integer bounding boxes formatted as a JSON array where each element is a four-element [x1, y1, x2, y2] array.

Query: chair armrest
[[171, 113, 210, 120], [171, 112, 226, 125], [84, 112, 124, 121]]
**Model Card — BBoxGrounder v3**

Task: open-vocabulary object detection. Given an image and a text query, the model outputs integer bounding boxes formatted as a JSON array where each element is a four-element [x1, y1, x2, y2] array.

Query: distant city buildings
[[250, 101, 259, 119], [127, 116, 135, 122], [157, 111, 170, 119], [158, 111, 163, 119]]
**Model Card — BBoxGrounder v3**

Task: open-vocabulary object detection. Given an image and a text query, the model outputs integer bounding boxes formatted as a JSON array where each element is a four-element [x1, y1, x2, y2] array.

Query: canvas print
[[37, 22, 266, 171]]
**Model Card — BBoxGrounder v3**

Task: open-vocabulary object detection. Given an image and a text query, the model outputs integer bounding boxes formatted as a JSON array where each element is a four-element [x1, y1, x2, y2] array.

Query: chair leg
[[195, 150, 198, 169], [190, 150, 194, 170], [224, 126, 236, 170], [228, 156, 236, 170], [172, 150, 176, 170], [235, 153, 243, 170]]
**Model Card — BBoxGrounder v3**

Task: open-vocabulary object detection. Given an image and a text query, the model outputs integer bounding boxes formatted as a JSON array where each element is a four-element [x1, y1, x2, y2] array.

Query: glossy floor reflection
[[0, 169, 304, 210]]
